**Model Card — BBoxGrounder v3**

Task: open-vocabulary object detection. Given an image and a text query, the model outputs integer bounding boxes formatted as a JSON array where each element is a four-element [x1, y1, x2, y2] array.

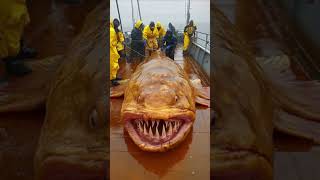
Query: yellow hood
[[156, 21, 162, 28], [135, 20, 143, 28]]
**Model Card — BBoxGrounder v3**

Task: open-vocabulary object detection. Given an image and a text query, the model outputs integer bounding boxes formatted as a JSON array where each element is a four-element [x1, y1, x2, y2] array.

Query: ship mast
[[186, 0, 191, 25]]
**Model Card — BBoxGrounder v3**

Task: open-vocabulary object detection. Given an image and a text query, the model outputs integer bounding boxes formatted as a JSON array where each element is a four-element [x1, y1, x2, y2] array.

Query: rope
[[123, 42, 148, 58], [122, 42, 163, 58]]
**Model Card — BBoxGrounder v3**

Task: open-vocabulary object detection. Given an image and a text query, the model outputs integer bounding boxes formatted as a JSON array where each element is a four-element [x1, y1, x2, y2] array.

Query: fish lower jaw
[[125, 119, 192, 152]]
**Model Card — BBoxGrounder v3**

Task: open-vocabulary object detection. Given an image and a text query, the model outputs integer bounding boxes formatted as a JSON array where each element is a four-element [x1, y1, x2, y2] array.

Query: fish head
[[34, 4, 108, 180], [122, 58, 196, 152]]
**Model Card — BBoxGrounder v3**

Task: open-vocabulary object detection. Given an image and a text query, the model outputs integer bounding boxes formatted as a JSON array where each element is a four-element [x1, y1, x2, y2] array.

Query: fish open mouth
[[124, 117, 193, 152]]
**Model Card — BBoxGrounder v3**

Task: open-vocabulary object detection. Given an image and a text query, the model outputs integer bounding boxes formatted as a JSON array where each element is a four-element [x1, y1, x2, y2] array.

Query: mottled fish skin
[[121, 53, 197, 152]]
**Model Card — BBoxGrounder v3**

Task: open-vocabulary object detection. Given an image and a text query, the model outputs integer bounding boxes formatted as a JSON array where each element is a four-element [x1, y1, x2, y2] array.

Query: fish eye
[[89, 109, 98, 128], [175, 96, 178, 102]]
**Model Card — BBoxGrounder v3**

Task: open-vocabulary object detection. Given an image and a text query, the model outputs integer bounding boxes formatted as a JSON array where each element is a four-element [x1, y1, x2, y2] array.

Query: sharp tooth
[[165, 121, 168, 128], [148, 126, 153, 137], [161, 124, 166, 139], [171, 122, 175, 129], [143, 123, 147, 135], [168, 122, 173, 136], [174, 122, 178, 132], [138, 122, 142, 131], [156, 126, 160, 139], [152, 121, 155, 127]]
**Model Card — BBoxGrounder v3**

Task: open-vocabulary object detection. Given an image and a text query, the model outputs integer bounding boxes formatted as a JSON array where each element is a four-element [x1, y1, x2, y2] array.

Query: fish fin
[[195, 96, 210, 107], [0, 55, 63, 113], [110, 79, 128, 98], [257, 54, 320, 122], [275, 110, 320, 144], [190, 78, 210, 106]]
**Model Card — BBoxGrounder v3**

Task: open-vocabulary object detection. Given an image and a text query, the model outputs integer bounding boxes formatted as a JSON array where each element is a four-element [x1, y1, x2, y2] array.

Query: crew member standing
[[110, 19, 121, 86], [156, 21, 166, 50], [130, 20, 145, 63], [143, 21, 159, 56], [114, 19, 125, 79], [163, 30, 177, 60], [183, 20, 197, 55]]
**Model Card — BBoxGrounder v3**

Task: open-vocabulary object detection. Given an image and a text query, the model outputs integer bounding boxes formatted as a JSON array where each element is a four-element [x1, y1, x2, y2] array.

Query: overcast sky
[[110, 0, 210, 33]]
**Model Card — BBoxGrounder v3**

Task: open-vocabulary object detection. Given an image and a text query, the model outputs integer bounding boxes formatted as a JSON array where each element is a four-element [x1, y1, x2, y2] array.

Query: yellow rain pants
[[110, 22, 120, 80], [183, 32, 190, 51]]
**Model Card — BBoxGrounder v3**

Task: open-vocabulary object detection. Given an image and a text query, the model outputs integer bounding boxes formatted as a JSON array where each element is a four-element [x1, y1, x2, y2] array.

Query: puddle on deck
[[110, 47, 210, 180], [0, 1, 100, 179], [215, 0, 320, 179]]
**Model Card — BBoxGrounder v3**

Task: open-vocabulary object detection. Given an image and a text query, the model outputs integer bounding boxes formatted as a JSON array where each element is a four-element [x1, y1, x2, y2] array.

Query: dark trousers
[[165, 46, 175, 60]]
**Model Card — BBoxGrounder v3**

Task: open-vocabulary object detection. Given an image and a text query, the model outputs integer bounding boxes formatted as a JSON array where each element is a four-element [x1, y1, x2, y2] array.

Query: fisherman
[[0, 0, 37, 77], [143, 21, 159, 56], [183, 20, 197, 55], [110, 18, 121, 86], [162, 30, 177, 60], [114, 19, 125, 80], [155, 21, 166, 51], [130, 20, 145, 63]]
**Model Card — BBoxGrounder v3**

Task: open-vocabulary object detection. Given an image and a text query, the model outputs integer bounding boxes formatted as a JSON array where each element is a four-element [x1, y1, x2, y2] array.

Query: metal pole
[[137, 0, 142, 20], [205, 34, 208, 51], [185, 0, 187, 23], [186, 0, 190, 25], [115, 0, 123, 31], [130, 0, 135, 28]]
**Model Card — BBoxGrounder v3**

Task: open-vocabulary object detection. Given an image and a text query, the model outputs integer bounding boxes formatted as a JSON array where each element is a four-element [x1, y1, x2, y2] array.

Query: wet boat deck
[[110, 47, 210, 180]]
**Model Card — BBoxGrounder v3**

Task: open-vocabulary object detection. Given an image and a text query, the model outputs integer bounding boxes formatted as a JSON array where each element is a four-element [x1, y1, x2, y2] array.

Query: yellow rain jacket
[[143, 25, 159, 40], [0, 0, 30, 59], [183, 24, 197, 51], [156, 22, 166, 38], [116, 31, 124, 52], [110, 21, 120, 80], [143, 25, 159, 49]]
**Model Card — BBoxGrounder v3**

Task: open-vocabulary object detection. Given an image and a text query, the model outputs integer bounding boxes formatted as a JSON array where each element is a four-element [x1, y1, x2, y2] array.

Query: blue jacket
[[163, 32, 177, 49]]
